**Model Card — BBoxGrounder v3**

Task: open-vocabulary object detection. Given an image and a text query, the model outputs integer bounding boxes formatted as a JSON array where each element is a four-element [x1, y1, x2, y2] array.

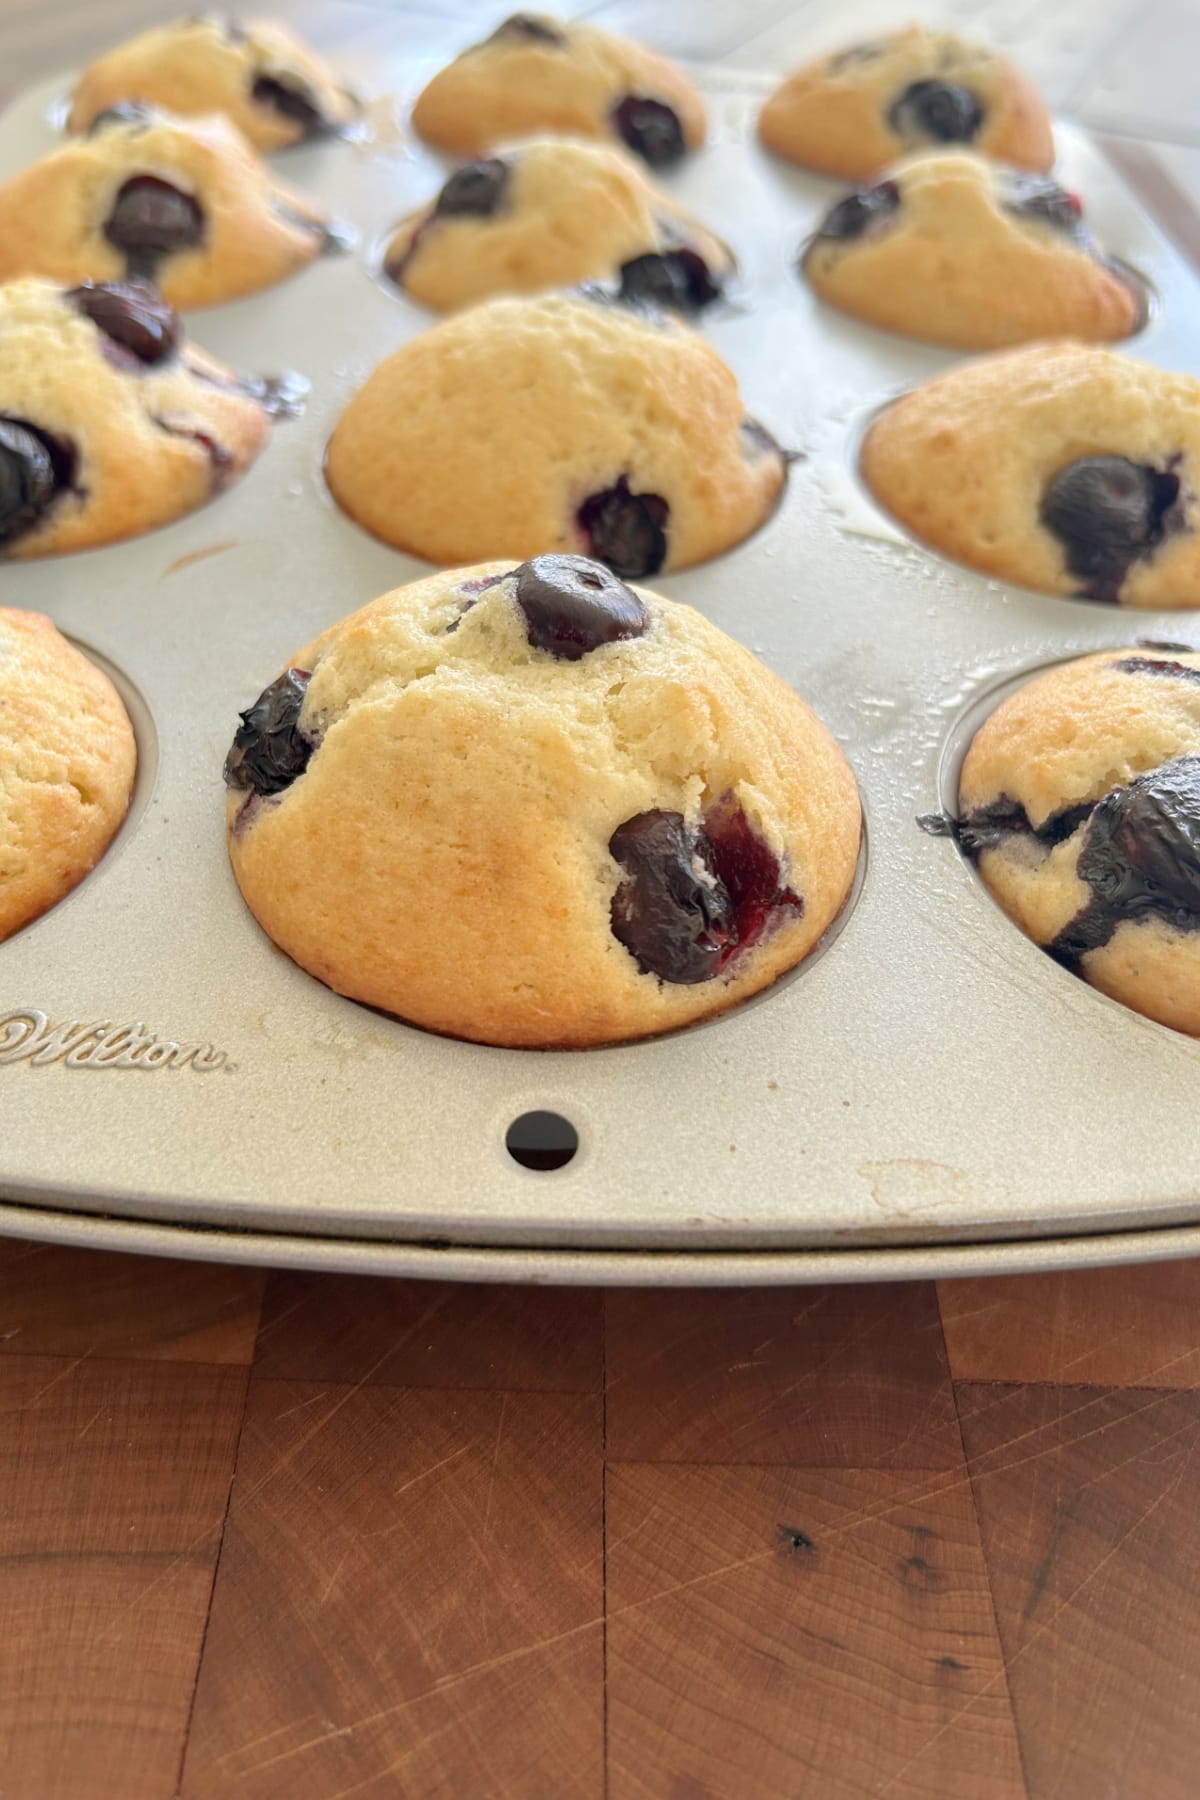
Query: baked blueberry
[[514, 552, 648, 658], [250, 73, 326, 136], [617, 249, 721, 312], [67, 280, 179, 366], [578, 479, 668, 579], [887, 79, 983, 144], [1041, 455, 1180, 599], [0, 420, 60, 545], [224, 668, 314, 797], [612, 95, 685, 168], [609, 799, 802, 983], [103, 175, 205, 270], [434, 158, 511, 220], [1005, 173, 1084, 236], [609, 809, 735, 983], [814, 179, 900, 243]]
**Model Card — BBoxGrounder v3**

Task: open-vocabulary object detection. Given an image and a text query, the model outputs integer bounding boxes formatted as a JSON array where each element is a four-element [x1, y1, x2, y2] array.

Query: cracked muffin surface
[[67, 15, 355, 151], [325, 293, 786, 577], [411, 13, 705, 167], [0, 106, 338, 310], [224, 557, 860, 1046], [861, 344, 1200, 606], [951, 649, 1200, 1034], [760, 25, 1053, 180], [0, 607, 136, 940], [804, 153, 1143, 350], [384, 136, 730, 314], [0, 276, 275, 559]]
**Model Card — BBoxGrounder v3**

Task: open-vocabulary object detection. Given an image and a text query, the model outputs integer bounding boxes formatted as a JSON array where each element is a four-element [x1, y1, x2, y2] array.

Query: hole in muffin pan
[[0, 634, 159, 947], [505, 1110, 578, 1171]]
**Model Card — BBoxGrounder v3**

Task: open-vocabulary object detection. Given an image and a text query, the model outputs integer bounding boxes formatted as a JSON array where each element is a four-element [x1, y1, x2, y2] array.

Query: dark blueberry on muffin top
[[888, 79, 983, 144], [67, 280, 180, 366], [612, 95, 685, 168], [514, 553, 649, 659], [434, 158, 512, 220]]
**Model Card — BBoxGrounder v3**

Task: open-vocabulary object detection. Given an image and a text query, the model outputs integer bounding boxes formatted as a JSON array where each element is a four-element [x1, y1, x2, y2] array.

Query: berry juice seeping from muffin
[[224, 557, 860, 1047]]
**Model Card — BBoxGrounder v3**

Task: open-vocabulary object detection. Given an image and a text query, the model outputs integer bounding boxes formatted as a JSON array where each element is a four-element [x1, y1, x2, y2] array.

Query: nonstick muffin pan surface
[[3, 59, 1200, 1284]]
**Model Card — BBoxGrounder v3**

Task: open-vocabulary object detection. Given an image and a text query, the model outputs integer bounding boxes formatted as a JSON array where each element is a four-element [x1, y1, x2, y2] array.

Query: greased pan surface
[[2, 62, 1200, 1273]]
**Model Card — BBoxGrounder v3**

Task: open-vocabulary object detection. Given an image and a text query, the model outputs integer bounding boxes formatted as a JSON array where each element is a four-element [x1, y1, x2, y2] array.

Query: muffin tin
[[4, 58, 1200, 1284]]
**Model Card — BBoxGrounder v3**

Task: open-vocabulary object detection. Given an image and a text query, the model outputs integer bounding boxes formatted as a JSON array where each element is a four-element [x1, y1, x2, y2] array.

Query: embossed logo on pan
[[0, 1010, 226, 1071]]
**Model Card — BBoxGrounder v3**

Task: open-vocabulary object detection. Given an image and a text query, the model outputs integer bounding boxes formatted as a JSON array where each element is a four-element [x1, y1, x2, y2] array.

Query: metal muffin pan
[[3, 60, 1200, 1285]]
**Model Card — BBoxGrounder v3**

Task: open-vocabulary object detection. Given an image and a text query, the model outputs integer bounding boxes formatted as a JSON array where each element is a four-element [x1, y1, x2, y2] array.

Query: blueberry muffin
[[384, 137, 731, 315], [760, 26, 1053, 180], [325, 293, 786, 576], [411, 13, 706, 169], [224, 556, 860, 1046], [804, 154, 1143, 350], [0, 106, 342, 311], [0, 608, 137, 940], [0, 277, 278, 559], [67, 15, 355, 151], [948, 648, 1200, 1034], [861, 344, 1200, 606]]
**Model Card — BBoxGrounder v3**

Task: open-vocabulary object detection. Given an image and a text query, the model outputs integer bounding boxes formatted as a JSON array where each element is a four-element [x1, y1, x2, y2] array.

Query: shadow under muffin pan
[[6, 58, 1200, 1282]]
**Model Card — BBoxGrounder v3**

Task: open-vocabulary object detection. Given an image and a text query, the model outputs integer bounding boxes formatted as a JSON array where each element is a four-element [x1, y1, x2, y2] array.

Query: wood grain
[[941, 1261, 1200, 1388], [181, 1380, 604, 1798], [606, 1461, 1027, 1800], [606, 1283, 963, 1467], [958, 1382, 1200, 1800], [0, 1354, 247, 1800], [254, 1271, 602, 1391], [0, 1240, 264, 1365]]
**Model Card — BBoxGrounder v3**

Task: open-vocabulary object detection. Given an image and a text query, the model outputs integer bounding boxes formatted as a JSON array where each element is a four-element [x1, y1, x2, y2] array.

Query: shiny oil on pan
[[3, 57, 1200, 1284]]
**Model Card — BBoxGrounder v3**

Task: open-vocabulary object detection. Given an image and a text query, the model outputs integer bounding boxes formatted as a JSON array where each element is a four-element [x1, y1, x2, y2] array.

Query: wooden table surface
[[5, 0, 1200, 1794]]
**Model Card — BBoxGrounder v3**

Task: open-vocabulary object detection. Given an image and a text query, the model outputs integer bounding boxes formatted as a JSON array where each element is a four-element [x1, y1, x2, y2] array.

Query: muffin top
[[0, 607, 137, 941], [0, 105, 339, 310], [385, 136, 731, 315], [862, 343, 1200, 607], [325, 292, 786, 577], [411, 13, 706, 168], [804, 153, 1143, 351], [0, 276, 277, 559], [67, 14, 355, 151], [225, 556, 860, 1046], [759, 25, 1053, 180], [953, 648, 1200, 1036]]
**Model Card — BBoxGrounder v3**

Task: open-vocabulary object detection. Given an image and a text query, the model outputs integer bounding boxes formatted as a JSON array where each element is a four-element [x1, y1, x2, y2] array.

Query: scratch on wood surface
[[481, 1395, 508, 1536], [231, 1617, 603, 1778], [874, 1409, 1200, 1798], [360, 1446, 474, 1539]]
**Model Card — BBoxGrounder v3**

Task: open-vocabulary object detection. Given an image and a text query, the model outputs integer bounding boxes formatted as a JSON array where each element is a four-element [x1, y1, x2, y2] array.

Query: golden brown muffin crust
[[225, 561, 860, 1047], [0, 608, 137, 940]]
